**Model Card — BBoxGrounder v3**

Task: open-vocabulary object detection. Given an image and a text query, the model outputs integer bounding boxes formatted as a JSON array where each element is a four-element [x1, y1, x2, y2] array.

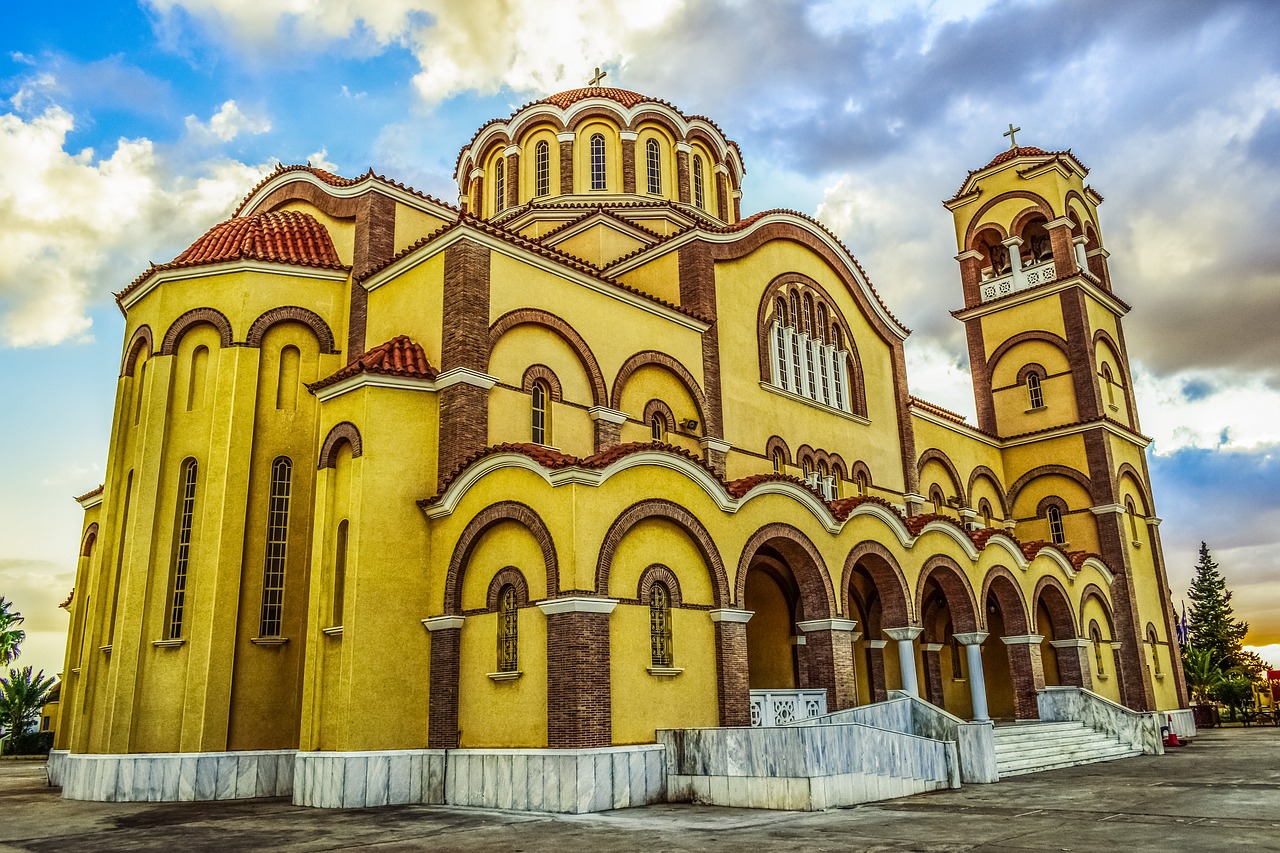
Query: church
[[49, 83, 1189, 810]]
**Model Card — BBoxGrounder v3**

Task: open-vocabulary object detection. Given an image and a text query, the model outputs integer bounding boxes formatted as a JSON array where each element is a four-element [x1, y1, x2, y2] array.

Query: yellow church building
[[49, 85, 1189, 810]]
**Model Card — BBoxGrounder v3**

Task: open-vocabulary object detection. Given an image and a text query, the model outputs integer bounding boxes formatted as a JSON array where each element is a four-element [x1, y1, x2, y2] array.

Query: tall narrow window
[[776, 297, 788, 326], [1126, 496, 1140, 541], [772, 449, 784, 473], [531, 381, 550, 445], [590, 133, 606, 190], [1148, 626, 1162, 675], [107, 470, 133, 643], [692, 155, 705, 209], [535, 141, 550, 197], [276, 345, 300, 412], [930, 486, 946, 512], [651, 413, 666, 442], [332, 519, 348, 626], [650, 582, 673, 667], [1090, 622, 1106, 675], [1102, 364, 1116, 407], [801, 458, 812, 478], [646, 138, 661, 194], [802, 294, 815, 335], [804, 338, 816, 397], [187, 345, 209, 412], [1027, 372, 1044, 409], [1046, 505, 1065, 545], [259, 456, 292, 638], [816, 304, 829, 343], [497, 585, 519, 672], [979, 498, 993, 528], [789, 291, 800, 325], [494, 158, 505, 213], [790, 331, 804, 392], [857, 471, 869, 495], [167, 459, 198, 640], [773, 322, 788, 389], [832, 350, 845, 409]]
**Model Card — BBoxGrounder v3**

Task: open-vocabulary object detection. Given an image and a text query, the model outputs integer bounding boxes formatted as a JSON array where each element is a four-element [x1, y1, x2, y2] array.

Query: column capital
[[1090, 503, 1127, 516], [1001, 235, 1025, 248], [709, 608, 753, 624], [883, 625, 923, 642], [618, 130, 639, 141], [536, 597, 618, 616], [1045, 215, 1074, 230], [700, 436, 732, 454], [953, 631, 989, 646], [556, 131, 575, 142], [587, 405, 628, 424], [955, 249, 984, 262], [867, 639, 889, 649], [422, 615, 464, 632], [502, 144, 520, 157], [921, 643, 944, 653], [796, 618, 858, 633], [1000, 634, 1045, 646], [849, 631, 863, 642], [1050, 638, 1092, 649]]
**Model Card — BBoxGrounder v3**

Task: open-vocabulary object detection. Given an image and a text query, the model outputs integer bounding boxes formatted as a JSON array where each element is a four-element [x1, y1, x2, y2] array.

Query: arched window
[[259, 456, 292, 638], [832, 468, 842, 499], [1026, 372, 1044, 409], [930, 485, 946, 512], [978, 498, 993, 528], [167, 458, 198, 640], [776, 297, 788, 327], [535, 141, 550, 197], [651, 413, 666, 442], [857, 471, 869, 496], [646, 138, 661, 195], [802, 294, 814, 334], [276, 345, 299, 412], [833, 325, 843, 351], [531, 380, 550, 445], [590, 133, 606, 191], [1046, 504, 1066, 545], [1102, 363, 1116, 407], [1090, 621, 1106, 675], [1126, 496, 1141, 541], [816, 304, 829, 343], [1147, 625, 1162, 675], [497, 584, 519, 672], [187, 345, 209, 412], [801, 457, 812, 478], [772, 448, 784, 473], [494, 158, 505, 213], [650, 582, 673, 667], [789, 291, 800, 325], [692, 154, 705, 209], [332, 519, 348, 626]]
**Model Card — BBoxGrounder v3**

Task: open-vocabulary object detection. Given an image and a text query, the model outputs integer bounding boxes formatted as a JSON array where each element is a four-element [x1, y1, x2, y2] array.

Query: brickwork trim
[[445, 501, 558, 615], [485, 566, 531, 611], [159, 307, 234, 355], [986, 330, 1070, 380], [967, 466, 1011, 518], [980, 566, 1032, 635], [244, 305, 338, 353], [962, 190, 1055, 249], [915, 555, 980, 635], [636, 563, 683, 607], [595, 498, 729, 607], [841, 541, 913, 628], [490, 308, 607, 407], [318, 421, 362, 468], [521, 364, 563, 402], [121, 324, 154, 377], [1032, 575, 1079, 639], [1007, 465, 1092, 511], [609, 350, 707, 430], [80, 522, 99, 557], [735, 523, 835, 619], [916, 448, 965, 503]]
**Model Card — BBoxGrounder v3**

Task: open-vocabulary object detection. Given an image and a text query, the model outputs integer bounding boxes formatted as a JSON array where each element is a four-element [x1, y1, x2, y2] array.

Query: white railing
[[749, 689, 828, 727], [979, 258, 1056, 302]]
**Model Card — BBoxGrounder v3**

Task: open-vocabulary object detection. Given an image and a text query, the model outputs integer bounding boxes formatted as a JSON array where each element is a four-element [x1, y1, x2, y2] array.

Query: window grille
[[1027, 373, 1044, 409], [693, 155, 705, 209], [535, 141, 550, 197], [646, 139, 661, 194], [650, 583, 673, 667], [167, 459, 198, 639], [590, 134, 606, 190], [333, 519, 348, 625], [259, 456, 292, 637], [1047, 505, 1065, 545], [531, 381, 548, 444], [494, 158, 505, 213], [498, 585, 519, 672]]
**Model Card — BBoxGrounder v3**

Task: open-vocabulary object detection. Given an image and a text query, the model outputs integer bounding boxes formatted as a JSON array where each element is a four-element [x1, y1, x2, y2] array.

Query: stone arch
[[484, 566, 531, 611], [595, 498, 729, 607], [980, 566, 1031, 635], [318, 421, 362, 469], [963, 191, 1056, 248], [1078, 583, 1115, 637], [1007, 465, 1093, 510], [735, 523, 835, 619], [637, 563, 684, 608], [1033, 575, 1078, 638], [521, 364, 563, 402], [610, 350, 707, 429], [445, 501, 558, 615], [915, 555, 980, 635], [840, 541, 912, 628], [120, 325, 153, 377], [1116, 463, 1153, 515], [160, 307, 233, 355], [967, 466, 1010, 517], [917, 448, 966, 504], [765, 435, 792, 467], [987, 330, 1070, 377], [251, 179, 361, 219], [80, 522, 99, 558], [489, 308, 607, 406], [643, 399, 675, 438], [245, 306, 337, 354]]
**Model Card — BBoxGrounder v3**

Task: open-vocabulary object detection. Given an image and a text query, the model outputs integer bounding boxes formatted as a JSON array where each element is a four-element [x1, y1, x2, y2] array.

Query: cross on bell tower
[[1003, 123, 1021, 148], [589, 66, 607, 87]]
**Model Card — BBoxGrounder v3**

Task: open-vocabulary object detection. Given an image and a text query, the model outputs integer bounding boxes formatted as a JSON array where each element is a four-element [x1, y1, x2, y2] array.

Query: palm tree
[[1182, 646, 1225, 704], [0, 598, 24, 666], [0, 667, 55, 740]]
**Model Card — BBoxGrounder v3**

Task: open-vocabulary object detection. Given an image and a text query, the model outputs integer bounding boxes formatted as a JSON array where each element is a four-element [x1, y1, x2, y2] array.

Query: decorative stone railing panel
[[980, 259, 1057, 302], [750, 689, 827, 727]]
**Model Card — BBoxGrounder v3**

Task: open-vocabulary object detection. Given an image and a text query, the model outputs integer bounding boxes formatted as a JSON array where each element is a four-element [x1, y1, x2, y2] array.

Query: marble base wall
[[46, 749, 69, 787], [1158, 708, 1197, 740], [666, 769, 948, 810], [1037, 686, 1164, 754], [59, 750, 295, 802], [293, 750, 446, 808], [445, 745, 666, 813]]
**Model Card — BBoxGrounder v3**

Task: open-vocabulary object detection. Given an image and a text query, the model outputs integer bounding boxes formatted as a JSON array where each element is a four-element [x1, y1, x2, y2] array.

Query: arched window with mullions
[[1126, 496, 1141, 541], [646, 138, 661, 195], [166, 458, 198, 640], [692, 154, 705, 209], [1090, 621, 1106, 676], [772, 449, 784, 473], [590, 133, 606, 190], [650, 582, 673, 667], [775, 297, 788, 327], [259, 456, 292, 638], [651, 413, 666, 442], [494, 158, 505, 214], [531, 380, 551, 445], [978, 498, 993, 528], [497, 584, 519, 672], [535, 141, 550, 197], [1026, 372, 1045, 409], [1046, 504, 1066, 545]]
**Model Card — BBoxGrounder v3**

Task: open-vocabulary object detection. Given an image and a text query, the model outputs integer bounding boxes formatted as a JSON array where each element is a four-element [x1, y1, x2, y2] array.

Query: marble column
[[883, 626, 923, 699], [1001, 634, 1046, 720], [710, 609, 753, 727], [954, 632, 990, 722], [796, 618, 859, 711], [921, 643, 945, 708], [866, 639, 888, 702]]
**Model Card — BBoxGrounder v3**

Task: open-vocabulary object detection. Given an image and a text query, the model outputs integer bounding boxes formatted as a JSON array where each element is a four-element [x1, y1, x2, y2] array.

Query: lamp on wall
[[679, 418, 699, 431]]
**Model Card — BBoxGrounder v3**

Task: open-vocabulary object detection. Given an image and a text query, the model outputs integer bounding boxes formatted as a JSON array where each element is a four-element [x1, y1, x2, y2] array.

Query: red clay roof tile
[[73, 484, 104, 503], [308, 335, 437, 392]]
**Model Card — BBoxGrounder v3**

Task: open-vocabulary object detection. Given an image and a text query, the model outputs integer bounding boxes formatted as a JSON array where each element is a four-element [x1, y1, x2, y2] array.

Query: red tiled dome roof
[[537, 87, 653, 110], [983, 146, 1051, 169], [308, 335, 437, 392], [173, 210, 343, 269]]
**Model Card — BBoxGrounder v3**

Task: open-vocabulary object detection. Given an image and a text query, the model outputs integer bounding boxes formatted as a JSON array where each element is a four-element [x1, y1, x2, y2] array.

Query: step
[[996, 735, 1124, 762], [999, 747, 1142, 777], [992, 721, 1089, 739], [997, 738, 1133, 768]]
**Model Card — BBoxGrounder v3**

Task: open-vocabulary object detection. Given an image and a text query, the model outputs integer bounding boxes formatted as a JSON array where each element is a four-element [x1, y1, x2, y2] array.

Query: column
[[424, 616, 465, 749], [866, 639, 888, 702], [954, 632, 990, 722], [588, 406, 627, 454], [1001, 634, 1046, 720], [883, 626, 923, 699], [1046, 215, 1078, 276], [797, 619, 859, 712], [700, 437, 731, 479], [710, 609, 753, 726], [1001, 235, 1024, 287], [557, 132, 575, 194], [921, 643, 945, 708], [1073, 234, 1090, 275], [1051, 638, 1094, 690], [619, 131, 637, 194], [503, 145, 520, 209], [538, 597, 618, 747], [437, 239, 493, 490], [955, 248, 985, 307]]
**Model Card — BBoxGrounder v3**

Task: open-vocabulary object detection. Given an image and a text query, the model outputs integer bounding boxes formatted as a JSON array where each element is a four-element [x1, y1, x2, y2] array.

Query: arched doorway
[[842, 544, 913, 705], [917, 558, 980, 718], [1035, 579, 1083, 688], [983, 570, 1038, 720]]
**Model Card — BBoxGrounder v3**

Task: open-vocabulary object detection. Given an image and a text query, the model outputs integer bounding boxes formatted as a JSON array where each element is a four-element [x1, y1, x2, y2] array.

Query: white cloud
[[0, 101, 275, 348], [1246, 644, 1280, 670], [184, 99, 271, 143], [1133, 365, 1280, 454], [306, 148, 340, 173]]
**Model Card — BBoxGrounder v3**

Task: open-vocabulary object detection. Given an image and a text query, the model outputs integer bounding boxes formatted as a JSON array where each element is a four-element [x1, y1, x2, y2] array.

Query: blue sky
[[3, 0, 1279, 677]]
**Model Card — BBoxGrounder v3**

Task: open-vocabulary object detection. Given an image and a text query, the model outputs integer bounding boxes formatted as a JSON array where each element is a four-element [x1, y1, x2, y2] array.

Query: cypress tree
[[1186, 542, 1248, 669]]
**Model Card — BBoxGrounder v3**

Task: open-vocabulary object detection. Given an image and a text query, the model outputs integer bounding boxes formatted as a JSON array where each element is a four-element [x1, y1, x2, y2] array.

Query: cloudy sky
[[3, 0, 1279, 679]]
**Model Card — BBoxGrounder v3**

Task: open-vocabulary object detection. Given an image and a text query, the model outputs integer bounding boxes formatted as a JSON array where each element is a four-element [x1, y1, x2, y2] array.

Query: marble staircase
[[993, 720, 1141, 777]]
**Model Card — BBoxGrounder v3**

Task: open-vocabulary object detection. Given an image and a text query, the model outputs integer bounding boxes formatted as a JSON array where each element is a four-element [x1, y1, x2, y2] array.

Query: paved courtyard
[[3, 727, 1278, 852]]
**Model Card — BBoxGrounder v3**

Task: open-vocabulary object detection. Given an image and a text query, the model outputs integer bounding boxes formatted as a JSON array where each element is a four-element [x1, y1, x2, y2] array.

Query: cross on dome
[[589, 66, 607, 87], [1003, 123, 1021, 148]]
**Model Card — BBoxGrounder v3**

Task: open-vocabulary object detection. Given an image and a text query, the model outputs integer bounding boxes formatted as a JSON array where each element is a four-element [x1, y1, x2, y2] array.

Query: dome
[[536, 87, 654, 110], [982, 146, 1052, 169], [172, 210, 344, 269]]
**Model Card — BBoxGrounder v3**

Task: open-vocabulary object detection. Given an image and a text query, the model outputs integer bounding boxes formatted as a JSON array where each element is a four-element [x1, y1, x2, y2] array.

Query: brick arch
[[849, 460, 873, 491], [980, 566, 1031, 635], [160, 307, 233, 355], [637, 563, 683, 608], [1011, 207, 1051, 244], [80, 522, 99, 558], [915, 555, 980, 636], [445, 501, 558, 615], [253, 180, 361, 219], [610, 351, 706, 429], [595, 498, 728, 606], [643, 399, 675, 436], [987, 330, 1070, 377], [1032, 575, 1078, 639], [1078, 583, 1115, 637], [508, 113, 568, 142], [245, 306, 337, 354], [522, 364, 563, 402], [765, 436, 792, 467], [1035, 495, 1070, 519], [1116, 463, 1153, 515], [485, 566, 530, 612], [917, 448, 965, 503], [489, 308, 607, 407], [1016, 362, 1048, 385], [565, 105, 632, 132], [841, 541, 912, 628], [318, 421, 362, 469], [1007, 465, 1092, 510], [967, 466, 1009, 517], [120, 325, 153, 377], [736, 523, 835, 620], [963, 190, 1056, 248]]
